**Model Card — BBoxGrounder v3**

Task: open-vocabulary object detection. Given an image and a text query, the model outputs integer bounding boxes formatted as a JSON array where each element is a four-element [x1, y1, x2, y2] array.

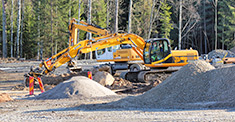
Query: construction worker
[[151, 41, 164, 61]]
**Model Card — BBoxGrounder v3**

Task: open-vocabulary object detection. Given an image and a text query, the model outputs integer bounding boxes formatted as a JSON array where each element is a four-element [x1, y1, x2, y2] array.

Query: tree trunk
[[222, 16, 225, 50], [214, 0, 218, 50], [128, 0, 132, 33], [2, 0, 7, 58], [147, 0, 156, 39], [37, 1, 41, 60], [114, 0, 118, 33], [20, 0, 25, 58], [87, 0, 92, 59], [10, 0, 14, 58], [50, 0, 53, 56], [106, 0, 109, 28], [69, 0, 71, 21], [55, 5, 58, 55], [178, 0, 182, 50], [16, 0, 21, 58], [203, 0, 207, 54], [77, 0, 81, 42]]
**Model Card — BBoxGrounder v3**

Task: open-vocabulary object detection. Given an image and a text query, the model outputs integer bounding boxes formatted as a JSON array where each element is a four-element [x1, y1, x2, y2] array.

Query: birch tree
[[20, 0, 25, 58], [178, 0, 182, 49], [87, 0, 92, 59], [16, 0, 21, 58], [2, 0, 7, 58], [114, 0, 118, 32], [214, 0, 218, 49], [128, 0, 132, 33], [77, 0, 81, 42]]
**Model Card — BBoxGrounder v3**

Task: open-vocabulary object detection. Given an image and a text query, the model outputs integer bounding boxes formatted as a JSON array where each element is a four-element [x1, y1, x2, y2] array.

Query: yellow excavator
[[25, 18, 199, 83]]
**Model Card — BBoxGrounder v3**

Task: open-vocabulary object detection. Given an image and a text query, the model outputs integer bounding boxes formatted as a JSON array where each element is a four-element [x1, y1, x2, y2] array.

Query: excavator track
[[120, 69, 178, 83]]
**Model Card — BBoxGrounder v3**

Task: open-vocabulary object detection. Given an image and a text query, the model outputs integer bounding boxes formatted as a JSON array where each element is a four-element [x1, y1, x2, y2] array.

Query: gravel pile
[[35, 76, 117, 99], [231, 47, 235, 54], [208, 49, 235, 59], [98, 60, 235, 109]]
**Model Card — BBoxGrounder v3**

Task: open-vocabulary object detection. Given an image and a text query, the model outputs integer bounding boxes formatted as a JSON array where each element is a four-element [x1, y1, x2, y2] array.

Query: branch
[[181, 21, 197, 39], [182, 15, 193, 33]]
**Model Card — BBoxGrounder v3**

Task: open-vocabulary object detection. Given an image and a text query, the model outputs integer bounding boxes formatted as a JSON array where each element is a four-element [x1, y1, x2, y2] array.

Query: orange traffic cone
[[29, 76, 34, 95], [87, 71, 92, 79]]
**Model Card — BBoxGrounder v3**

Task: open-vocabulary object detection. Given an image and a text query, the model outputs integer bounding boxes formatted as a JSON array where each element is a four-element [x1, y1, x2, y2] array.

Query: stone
[[93, 71, 115, 86]]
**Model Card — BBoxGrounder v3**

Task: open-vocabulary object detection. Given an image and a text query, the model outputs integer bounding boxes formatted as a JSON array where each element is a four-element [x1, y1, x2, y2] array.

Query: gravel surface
[[0, 96, 235, 121], [1, 60, 235, 121]]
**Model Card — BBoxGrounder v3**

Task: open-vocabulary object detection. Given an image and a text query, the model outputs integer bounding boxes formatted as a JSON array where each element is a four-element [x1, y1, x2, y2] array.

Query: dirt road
[[0, 61, 235, 121]]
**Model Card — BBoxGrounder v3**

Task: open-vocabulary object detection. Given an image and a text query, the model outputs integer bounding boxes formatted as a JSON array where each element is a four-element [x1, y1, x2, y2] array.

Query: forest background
[[1, 0, 234, 59]]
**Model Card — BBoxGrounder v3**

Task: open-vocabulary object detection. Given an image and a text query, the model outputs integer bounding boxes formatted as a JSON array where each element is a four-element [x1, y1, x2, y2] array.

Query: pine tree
[[92, 0, 107, 30], [22, 0, 37, 59], [159, 0, 173, 39], [132, 0, 152, 39]]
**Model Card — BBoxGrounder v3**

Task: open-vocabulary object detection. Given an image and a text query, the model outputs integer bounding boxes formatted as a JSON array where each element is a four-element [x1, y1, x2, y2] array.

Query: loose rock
[[0, 93, 13, 102], [93, 71, 115, 86]]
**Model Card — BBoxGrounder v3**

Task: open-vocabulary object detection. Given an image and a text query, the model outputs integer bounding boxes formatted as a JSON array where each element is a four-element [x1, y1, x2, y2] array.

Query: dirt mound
[[105, 60, 235, 109], [208, 49, 235, 59], [0, 93, 13, 102], [36, 76, 117, 99]]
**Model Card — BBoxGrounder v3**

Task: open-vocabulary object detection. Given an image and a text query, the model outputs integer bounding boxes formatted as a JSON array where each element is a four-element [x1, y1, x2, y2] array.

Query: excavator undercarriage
[[120, 69, 178, 83]]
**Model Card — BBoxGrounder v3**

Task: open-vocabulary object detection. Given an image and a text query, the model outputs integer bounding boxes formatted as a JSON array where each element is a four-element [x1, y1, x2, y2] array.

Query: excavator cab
[[143, 38, 172, 64]]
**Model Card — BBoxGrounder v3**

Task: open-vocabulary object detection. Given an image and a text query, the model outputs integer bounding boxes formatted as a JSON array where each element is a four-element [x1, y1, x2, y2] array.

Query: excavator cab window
[[97, 48, 106, 55], [107, 47, 112, 52], [143, 43, 151, 64], [144, 38, 171, 64]]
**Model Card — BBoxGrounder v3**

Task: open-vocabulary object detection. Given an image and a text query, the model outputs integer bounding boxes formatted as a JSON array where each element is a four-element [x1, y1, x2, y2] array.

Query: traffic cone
[[87, 71, 92, 79], [29, 76, 34, 95], [37, 77, 45, 93]]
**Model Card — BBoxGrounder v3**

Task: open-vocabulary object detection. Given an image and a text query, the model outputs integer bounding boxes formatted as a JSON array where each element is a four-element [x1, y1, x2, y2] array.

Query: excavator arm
[[26, 33, 146, 78], [68, 18, 109, 46]]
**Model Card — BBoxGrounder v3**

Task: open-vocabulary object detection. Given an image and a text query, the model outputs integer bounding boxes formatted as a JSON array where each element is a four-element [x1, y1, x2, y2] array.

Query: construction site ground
[[0, 60, 235, 121]]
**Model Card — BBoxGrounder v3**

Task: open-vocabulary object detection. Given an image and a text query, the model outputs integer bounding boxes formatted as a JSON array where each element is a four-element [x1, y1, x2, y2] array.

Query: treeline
[[0, 0, 234, 59]]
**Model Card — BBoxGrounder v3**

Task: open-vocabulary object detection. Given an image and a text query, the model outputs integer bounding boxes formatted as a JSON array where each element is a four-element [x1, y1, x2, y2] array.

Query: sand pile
[[36, 76, 117, 99], [102, 60, 235, 109], [0, 93, 13, 102]]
